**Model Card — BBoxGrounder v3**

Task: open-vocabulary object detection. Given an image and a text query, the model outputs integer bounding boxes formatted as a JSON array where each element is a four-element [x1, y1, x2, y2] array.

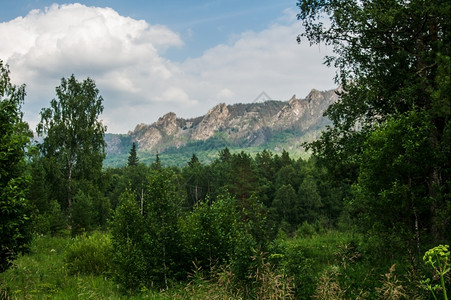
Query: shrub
[[65, 231, 113, 276], [296, 221, 316, 238]]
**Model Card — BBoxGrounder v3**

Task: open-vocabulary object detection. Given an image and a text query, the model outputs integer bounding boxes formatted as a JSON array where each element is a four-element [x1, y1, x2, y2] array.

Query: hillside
[[104, 88, 338, 167]]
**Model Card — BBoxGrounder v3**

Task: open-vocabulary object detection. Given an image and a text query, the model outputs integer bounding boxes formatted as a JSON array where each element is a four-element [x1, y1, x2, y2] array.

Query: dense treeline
[[23, 124, 354, 297], [10, 141, 450, 298]]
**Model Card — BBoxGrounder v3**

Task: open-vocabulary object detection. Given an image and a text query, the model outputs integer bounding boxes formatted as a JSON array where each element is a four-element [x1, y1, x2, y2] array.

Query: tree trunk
[[67, 161, 73, 208], [67, 160, 73, 225]]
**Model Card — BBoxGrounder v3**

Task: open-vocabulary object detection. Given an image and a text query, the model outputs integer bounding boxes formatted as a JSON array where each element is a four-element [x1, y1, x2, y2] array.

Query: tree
[[255, 149, 276, 207], [272, 184, 298, 230], [180, 193, 240, 273], [112, 168, 186, 290], [353, 111, 449, 260], [188, 153, 199, 167], [0, 60, 32, 271], [151, 153, 161, 170], [219, 147, 232, 162], [111, 188, 146, 290], [228, 151, 259, 202], [298, 0, 450, 261], [297, 174, 322, 224], [37, 75, 106, 212], [143, 169, 186, 288], [299, 0, 450, 177], [297, 0, 450, 123], [70, 190, 94, 235], [127, 142, 139, 167], [183, 156, 208, 206]]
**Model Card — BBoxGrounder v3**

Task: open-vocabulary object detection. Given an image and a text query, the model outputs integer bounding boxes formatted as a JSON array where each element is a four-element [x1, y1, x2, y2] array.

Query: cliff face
[[192, 103, 230, 141], [272, 89, 338, 131], [106, 88, 338, 155]]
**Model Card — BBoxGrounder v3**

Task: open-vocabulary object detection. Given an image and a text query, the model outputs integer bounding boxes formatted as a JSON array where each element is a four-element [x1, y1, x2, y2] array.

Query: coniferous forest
[[1, 0, 450, 299]]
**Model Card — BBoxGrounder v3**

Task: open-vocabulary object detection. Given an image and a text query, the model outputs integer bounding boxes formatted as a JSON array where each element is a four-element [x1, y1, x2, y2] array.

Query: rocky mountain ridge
[[105, 88, 338, 155]]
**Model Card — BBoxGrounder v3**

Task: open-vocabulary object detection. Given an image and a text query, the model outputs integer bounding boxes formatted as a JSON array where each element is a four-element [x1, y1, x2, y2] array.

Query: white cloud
[[0, 4, 336, 133], [157, 87, 198, 106], [217, 88, 235, 100], [181, 20, 335, 105]]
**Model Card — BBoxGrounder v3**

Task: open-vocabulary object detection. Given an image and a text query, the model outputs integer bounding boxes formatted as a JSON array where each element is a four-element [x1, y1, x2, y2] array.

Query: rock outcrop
[[106, 88, 338, 155]]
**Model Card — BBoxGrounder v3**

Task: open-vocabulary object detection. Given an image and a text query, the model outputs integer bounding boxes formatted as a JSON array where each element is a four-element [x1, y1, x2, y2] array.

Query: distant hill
[[104, 88, 338, 167]]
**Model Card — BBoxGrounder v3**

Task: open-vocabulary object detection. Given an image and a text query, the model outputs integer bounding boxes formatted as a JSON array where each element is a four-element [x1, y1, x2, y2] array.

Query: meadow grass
[[0, 233, 236, 299], [0, 233, 123, 299], [3, 230, 428, 299]]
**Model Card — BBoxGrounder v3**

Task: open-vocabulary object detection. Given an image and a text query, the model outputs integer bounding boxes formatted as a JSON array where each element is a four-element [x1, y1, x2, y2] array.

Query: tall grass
[[0, 233, 122, 299], [1, 230, 434, 299], [0, 233, 235, 299]]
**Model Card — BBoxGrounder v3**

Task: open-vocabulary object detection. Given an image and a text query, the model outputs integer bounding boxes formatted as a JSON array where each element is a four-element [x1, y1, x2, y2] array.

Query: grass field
[[0, 233, 238, 299]]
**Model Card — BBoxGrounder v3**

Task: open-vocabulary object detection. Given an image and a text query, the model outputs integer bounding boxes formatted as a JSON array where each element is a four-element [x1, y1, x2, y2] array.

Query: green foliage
[[297, 221, 316, 238], [37, 74, 106, 212], [213, 248, 295, 299], [110, 188, 146, 291], [271, 231, 354, 299], [422, 244, 450, 300], [298, 174, 322, 224], [65, 232, 113, 276], [299, 0, 451, 271], [32, 200, 67, 235], [70, 191, 94, 236], [111, 169, 187, 291], [182, 157, 209, 207], [127, 142, 139, 166], [180, 194, 240, 273], [0, 60, 32, 272], [351, 110, 449, 259], [143, 169, 186, 286], [272, 184, 298, 230], [0, 234, 124, 299]]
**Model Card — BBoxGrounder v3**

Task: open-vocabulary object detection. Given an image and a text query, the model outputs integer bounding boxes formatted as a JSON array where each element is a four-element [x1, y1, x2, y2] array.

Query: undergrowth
[[0, 231, 441, 299]]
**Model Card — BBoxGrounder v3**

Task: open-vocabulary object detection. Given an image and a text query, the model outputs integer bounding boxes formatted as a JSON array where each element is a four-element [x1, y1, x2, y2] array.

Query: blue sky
[[0, 0, 336, 133]]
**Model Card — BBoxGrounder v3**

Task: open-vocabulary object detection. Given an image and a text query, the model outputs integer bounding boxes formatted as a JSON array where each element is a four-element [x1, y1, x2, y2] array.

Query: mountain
[[104, 88, 338, 167]]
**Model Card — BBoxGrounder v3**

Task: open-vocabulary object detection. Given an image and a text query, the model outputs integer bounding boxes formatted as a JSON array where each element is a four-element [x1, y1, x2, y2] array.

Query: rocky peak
[[192, 103, 230, 140], [133, 123, 148, 134], [273, 95, 304, 123], [305, 88, 323, 103], [209, 103, 229, 117], [155, 112, 179, 135], [288, 94, 297, 105], [157, 112, 177, 124]]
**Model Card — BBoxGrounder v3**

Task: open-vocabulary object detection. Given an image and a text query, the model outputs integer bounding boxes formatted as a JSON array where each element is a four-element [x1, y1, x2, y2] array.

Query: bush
[[65, 231, 113, 276], [296, 221, 316, 238]]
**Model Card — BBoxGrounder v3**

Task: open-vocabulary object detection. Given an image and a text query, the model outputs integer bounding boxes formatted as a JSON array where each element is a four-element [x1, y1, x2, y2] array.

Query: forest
[[1, 0, 450, 299]]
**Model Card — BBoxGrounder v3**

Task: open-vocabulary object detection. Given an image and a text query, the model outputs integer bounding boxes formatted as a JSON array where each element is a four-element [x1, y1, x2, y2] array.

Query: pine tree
[[188, 153, 199, 167], [151, 153, 162, 170], [127, 142, 139, 167]]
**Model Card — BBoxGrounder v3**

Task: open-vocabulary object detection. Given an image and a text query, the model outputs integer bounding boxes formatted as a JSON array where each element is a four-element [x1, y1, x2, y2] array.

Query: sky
[[0, 0, 337, 133]]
